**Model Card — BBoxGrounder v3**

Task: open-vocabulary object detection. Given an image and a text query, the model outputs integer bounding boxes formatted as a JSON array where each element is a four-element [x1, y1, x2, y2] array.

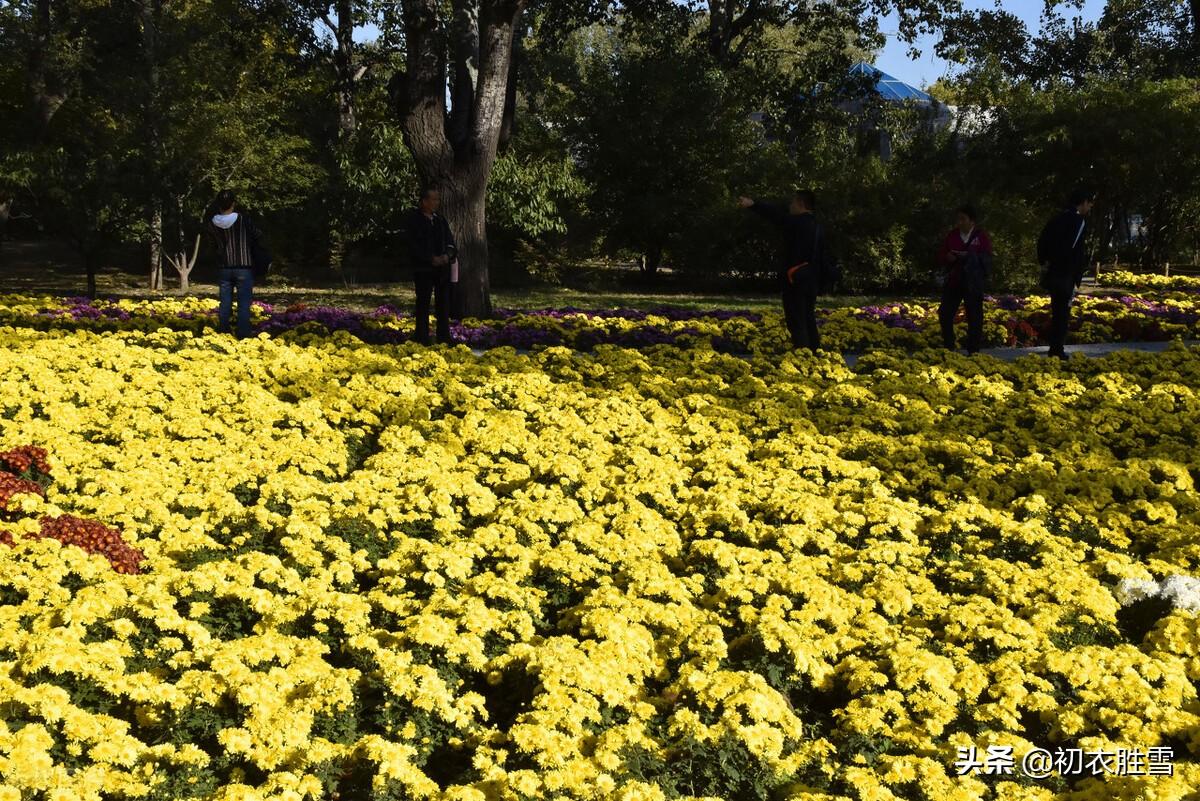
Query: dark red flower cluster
[[31, 515, 144, 575], [1003, 319, 1041, 348], [0, 444, 144, 575], [0, 445, 52, 477], [0, 473, 45, 511]]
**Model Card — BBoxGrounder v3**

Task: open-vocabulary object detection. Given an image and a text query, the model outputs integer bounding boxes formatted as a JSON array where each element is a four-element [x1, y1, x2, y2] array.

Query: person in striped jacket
[[205, 189, 265, 339]]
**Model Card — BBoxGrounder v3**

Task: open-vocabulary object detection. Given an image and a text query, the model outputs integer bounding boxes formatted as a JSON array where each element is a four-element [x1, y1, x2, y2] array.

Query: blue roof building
[[848, 62, 936, 104], [749, 63, 957, 160], [841, 62, 951, 160]]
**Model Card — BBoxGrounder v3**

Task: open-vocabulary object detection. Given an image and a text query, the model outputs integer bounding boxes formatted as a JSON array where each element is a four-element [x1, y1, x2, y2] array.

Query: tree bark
[[335, 0, 357, 135], [705, 0, 763, 66], [498, 22, 521, 152], [641, 245, 663, 275], [149, 205, 164, 290], [441, 177, 490, 318], [84, 250, 97, 299], [1191, 0, 1200, 67], [394, 0, 525, 319], [449, 2, 480, 150], [167, 233, 200, 292], [141, 0, 165, 291], [708, 0, 732, 61], [28, 0, 68, 135]]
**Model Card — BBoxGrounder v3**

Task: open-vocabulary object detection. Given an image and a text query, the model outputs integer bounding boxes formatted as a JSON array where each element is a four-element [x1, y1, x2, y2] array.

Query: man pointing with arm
[[739, 190, 822, 352]]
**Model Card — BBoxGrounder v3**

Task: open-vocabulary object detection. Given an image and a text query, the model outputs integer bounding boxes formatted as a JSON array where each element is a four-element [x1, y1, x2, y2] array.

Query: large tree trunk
[[442, 176, 491, 318], [28, 0, 68, 135], [708, 0, 733, 60], [498, 22, 522, 152], [335, 0, 357, 135], [84, 250, 97, 299], [705, 0, 763, 66], [149, 205, 164, 290], [1192, 0, 1200, 56], [394, 0, 525, 319], [326, 1, 358, 282], [640, 245, 663, 276], [141, 0, 165, 291]]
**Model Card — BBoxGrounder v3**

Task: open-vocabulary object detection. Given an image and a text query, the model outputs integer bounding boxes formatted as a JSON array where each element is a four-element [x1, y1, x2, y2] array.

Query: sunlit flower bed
[[0, 445, 145, 575], [1098, 271, 1200, 294], [3, 292, 1199, 353], [1, 325, 1199, 800]]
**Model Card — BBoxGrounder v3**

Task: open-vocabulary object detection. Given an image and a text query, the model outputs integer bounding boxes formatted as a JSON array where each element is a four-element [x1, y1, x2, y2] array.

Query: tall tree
[[139, 0, 166, 290], [276, 0, 397, 281], [153, 1, 324, 291], [937, 0, 1200, 86], [388, 0, 527, 317]]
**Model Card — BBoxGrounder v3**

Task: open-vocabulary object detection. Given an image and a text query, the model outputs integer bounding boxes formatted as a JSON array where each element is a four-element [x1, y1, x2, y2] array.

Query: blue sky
[[352, 1, 1109, 90], [875, 0, 1107, 87]]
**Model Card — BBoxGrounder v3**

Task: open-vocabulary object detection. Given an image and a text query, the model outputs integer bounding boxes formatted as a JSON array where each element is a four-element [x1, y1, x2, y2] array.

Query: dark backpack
[[248, 218, 272, 279]]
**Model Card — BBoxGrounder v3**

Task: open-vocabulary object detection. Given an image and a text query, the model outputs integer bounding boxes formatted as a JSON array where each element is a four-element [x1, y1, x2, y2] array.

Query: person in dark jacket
[[403, 186, 457, 345], [936, 205, 994, 355], [1037, 188, 1096, 359], [738, 189, 823, 352], [205, 189, 263, 340]]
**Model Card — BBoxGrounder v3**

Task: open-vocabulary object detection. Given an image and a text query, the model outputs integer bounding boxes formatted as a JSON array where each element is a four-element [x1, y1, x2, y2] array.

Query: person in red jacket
[[936, 205, 993, 354]]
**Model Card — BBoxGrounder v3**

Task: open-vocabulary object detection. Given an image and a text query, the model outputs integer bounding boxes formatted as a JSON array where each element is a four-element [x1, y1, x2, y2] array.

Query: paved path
[[844, 340, 1200, 367], [470, 340, 1200, 367]]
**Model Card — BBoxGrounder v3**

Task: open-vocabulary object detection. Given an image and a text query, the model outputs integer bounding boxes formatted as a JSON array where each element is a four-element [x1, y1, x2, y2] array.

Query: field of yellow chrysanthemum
[[0, 318, 1199, 801]]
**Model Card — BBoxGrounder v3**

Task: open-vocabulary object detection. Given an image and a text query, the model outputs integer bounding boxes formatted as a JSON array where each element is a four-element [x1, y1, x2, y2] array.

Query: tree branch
[[727, 0, 765, 41], [318, 10, 337, 37], [448, 0, 480, 155], [468, 0, 524, 160]]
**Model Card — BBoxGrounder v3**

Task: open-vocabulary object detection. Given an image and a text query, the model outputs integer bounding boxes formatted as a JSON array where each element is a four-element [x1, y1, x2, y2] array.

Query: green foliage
[[488, 152, 587, 240], [5, 0, 1200, 289], [541, 21, 799, 274], [330, 121, 418, 260]]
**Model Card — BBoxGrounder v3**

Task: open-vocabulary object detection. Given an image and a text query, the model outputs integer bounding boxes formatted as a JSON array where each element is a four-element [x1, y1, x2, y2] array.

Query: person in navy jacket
[[1037, 189, 1096, 359], [936, 205, 993, 354], [402, 186, 457, 345]]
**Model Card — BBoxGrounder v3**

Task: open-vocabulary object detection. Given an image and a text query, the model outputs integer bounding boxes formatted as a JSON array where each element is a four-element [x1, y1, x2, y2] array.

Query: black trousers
[[413, 269, 451, 344], [1047, 279, 1075, 357], [782, 279, 820, 352], [938, 280, 984, 353]]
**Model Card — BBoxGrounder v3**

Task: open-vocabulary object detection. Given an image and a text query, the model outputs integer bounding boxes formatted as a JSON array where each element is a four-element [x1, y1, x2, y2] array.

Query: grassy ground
[[2, 239, 1124, 313], [0, 241, 913, 311]]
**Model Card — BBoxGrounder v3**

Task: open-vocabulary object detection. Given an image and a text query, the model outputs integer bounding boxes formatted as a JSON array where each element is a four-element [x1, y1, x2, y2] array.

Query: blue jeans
[[218, 267, 254, 339]]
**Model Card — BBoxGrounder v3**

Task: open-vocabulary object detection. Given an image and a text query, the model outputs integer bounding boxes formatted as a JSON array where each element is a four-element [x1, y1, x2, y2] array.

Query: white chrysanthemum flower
[[1115, 578, 1160, 606], [1158, 575, 1200, 612], [1116, 575, 1200, 612]]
